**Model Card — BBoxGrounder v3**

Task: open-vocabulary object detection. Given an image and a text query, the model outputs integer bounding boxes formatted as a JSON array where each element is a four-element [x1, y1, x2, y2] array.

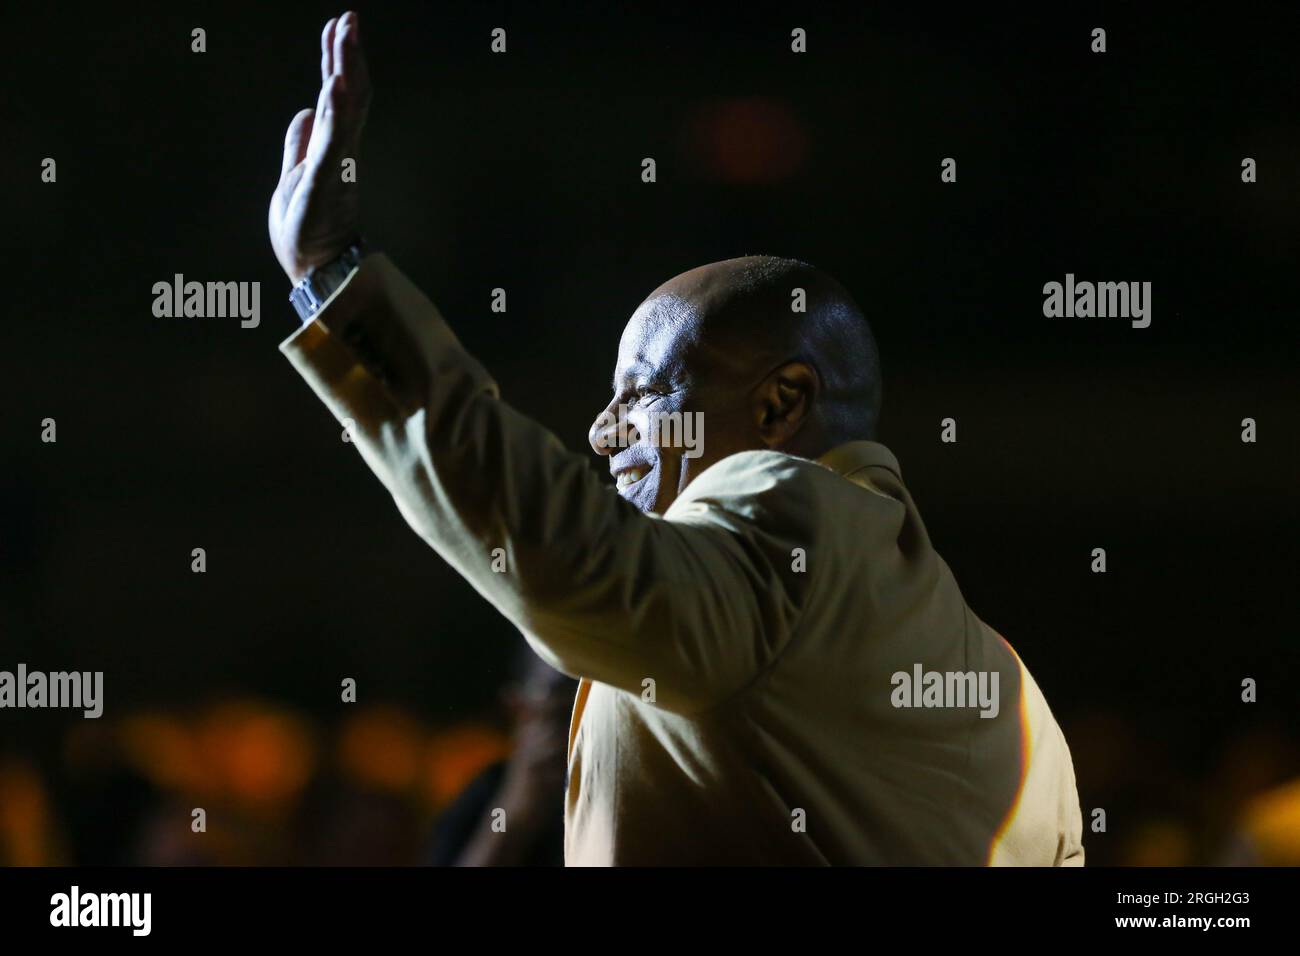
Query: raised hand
[[269, 11, 372, 285]]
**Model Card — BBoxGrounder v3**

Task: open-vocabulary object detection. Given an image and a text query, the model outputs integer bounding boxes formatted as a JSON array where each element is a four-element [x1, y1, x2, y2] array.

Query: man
[[269, 12, 1084, 865]]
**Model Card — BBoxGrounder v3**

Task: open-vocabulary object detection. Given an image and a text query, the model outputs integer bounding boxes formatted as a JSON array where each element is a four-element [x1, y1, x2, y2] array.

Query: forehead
[[614, 293, 702, 383]]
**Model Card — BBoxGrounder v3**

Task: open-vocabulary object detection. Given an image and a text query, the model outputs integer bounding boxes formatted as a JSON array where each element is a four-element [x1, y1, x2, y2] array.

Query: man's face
[[588, 292, 758, 514]]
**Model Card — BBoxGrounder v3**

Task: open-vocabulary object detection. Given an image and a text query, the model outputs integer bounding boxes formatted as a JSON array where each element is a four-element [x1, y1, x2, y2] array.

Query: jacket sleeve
[[280, 253, 812, 713]]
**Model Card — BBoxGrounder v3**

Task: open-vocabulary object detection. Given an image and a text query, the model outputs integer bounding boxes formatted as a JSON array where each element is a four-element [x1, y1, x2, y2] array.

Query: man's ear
[[752, 361, 819, 448]]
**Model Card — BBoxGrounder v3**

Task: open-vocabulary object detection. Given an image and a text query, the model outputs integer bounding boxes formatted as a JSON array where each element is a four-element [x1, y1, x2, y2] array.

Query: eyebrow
[[611, 359, 653, 392]]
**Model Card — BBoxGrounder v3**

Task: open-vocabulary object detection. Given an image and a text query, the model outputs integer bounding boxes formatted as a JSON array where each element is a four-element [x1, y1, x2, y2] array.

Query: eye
[[634, 386, 663, 404]]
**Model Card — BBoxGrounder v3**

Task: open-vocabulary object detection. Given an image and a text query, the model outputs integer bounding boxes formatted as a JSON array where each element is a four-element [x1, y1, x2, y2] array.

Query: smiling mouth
[[615, 466, 649, 490]]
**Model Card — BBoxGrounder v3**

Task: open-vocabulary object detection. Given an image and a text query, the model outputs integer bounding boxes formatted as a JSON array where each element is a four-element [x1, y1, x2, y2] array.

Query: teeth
[[616, 467, 647, 490]]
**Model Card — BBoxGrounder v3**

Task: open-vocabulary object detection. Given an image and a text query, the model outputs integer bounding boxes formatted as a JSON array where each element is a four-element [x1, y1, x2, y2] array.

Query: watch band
[[288, 241, 365, 323]]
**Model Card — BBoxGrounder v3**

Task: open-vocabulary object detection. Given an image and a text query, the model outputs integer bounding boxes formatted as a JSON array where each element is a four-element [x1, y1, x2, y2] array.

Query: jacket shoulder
[[665, 449, 840, 532]]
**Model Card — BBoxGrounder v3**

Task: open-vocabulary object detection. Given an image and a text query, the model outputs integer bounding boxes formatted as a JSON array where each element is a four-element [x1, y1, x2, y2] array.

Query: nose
[[588, 398, 638, 456]]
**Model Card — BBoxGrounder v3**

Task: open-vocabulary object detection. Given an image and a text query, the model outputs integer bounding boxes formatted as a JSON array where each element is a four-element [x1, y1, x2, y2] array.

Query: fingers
[[306, 12, 369, 167], [333, 12, 371, 109], [342, 14, 371, 108], [320, 17, 338, 84], [306, 77, 340, 166], [332, 12, 354, 82], [280, 108, 316, 180]]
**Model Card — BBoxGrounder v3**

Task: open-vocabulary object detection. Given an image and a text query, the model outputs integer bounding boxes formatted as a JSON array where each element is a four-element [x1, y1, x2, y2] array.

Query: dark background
[[2, 1, 1297, 865]]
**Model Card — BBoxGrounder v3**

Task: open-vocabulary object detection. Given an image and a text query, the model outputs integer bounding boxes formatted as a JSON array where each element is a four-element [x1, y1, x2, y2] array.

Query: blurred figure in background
[[0, 757, 65, 865], [1222, 778, 1300, 865], [426, 651, 575, 866]]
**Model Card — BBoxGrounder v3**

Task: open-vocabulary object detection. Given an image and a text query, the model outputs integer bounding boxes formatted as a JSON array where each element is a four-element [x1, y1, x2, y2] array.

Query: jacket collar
[[816, 440, 902, 483]]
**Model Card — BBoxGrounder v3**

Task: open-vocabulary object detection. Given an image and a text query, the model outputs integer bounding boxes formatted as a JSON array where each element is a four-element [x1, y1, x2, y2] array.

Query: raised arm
[[268, 14, 811, 714]]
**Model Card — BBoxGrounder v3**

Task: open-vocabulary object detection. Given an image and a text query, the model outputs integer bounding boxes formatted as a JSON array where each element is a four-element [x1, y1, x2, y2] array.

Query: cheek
[[627, 409, 655, 446]]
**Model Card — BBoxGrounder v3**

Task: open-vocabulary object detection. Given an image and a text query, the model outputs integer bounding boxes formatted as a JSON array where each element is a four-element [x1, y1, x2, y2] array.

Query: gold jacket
[[281, 254, 1085, 866]]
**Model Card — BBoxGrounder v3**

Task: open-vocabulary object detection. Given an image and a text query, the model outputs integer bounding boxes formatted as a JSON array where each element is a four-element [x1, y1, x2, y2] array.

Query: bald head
[[650, 256, 882, 444], [590, 256, 883, 514]]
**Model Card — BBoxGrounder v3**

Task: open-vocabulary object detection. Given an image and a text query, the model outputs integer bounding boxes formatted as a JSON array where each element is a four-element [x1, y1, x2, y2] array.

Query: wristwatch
[[288, 240, 365, 323]]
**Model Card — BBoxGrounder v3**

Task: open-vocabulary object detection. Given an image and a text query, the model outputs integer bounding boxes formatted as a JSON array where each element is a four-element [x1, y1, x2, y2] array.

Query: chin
[[630, 482, 659, 514]]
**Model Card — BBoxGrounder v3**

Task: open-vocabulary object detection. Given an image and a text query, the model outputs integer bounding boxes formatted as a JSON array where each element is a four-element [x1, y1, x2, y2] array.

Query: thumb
[[280, 108, 315, 180]]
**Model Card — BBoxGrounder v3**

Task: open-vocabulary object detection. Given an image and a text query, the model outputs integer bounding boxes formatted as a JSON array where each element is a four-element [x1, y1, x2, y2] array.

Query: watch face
[[291, 245, 363, 321], [290, 284, 320, 321]]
